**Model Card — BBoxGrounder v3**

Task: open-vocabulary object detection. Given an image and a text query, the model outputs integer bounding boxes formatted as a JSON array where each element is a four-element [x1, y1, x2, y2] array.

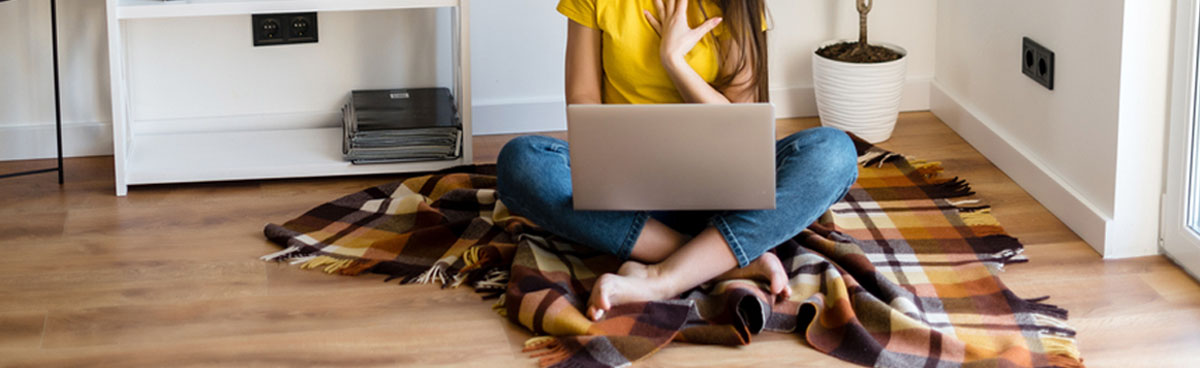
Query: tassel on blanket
[[260, 244, 379, 276], [983, 248, 1026, 272], [413, 256, 457, 285], [297, 255, 375, 275], [909, 160, 945, 178], [259, 244, 307, 262], [1029, 302, 1084, 367], [451, 245, 511, 298], [1006, 295, 1084, 367], [959, 209, 1000, 227], [948, 198, 991, 213], [493, 294, 508, 318], [524, 336, 572, 368], [972, 235, 1028, 268], [858, 147, 903, 168], [923, 177, 976, 199], [471, 269, 510, 299], [454, 245, 493, 279]]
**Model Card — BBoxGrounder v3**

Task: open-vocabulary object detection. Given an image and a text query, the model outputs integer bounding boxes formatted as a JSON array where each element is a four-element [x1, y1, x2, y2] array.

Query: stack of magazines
[[343, 88, 462, 164]]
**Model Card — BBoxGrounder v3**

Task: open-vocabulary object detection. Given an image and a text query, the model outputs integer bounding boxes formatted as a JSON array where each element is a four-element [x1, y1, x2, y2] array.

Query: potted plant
[[812, 0, 907, 143]]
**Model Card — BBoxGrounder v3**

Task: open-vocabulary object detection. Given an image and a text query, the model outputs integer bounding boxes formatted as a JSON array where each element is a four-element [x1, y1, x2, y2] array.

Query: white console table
[[105, 0, 473, 196]]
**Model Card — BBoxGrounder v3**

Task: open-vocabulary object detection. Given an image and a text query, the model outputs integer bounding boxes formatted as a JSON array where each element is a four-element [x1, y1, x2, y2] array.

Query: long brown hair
[[708, 0, 770, 102]]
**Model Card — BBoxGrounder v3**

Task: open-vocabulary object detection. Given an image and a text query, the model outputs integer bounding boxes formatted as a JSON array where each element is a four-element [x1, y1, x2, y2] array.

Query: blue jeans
[[496, 127, 858, 267]]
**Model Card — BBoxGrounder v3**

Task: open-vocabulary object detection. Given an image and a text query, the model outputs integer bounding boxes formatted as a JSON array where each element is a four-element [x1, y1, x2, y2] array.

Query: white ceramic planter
[[812, 41, 908, 143]]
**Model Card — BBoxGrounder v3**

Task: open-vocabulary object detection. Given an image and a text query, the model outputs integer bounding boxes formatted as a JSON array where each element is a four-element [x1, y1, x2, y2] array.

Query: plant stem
[[856, 0, 872, 51]]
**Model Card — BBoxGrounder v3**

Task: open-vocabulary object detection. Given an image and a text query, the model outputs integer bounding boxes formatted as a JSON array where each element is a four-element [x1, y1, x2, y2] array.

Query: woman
[[497, 0, 859, 321]]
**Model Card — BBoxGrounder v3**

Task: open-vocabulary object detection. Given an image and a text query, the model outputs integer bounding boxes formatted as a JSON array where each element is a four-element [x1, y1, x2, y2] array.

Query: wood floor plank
[[0, 259, 267, 314], [0, 312, 46, 350], [14, 318, 522, 368], [1, 111, 1197, 366], [40, 285, 493, 349], [0, 211, 67, 241]]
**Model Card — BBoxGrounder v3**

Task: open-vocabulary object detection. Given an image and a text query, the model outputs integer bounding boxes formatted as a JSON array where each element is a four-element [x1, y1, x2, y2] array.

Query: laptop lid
[[568, 103, 776, 211]]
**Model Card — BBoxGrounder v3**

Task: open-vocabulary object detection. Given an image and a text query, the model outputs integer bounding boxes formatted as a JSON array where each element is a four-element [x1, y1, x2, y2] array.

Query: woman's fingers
[[654, 0, 668, 23], [644, 10, 662, 35], [587, 306, 605, 321], [692, 16, 722, 37]]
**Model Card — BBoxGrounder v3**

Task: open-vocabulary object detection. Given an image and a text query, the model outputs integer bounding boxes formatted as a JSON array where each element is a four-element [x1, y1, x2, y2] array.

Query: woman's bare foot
[[617, 259, 651, 278], [714, 252, 792, 300], [586, 261, 675, 321], [586, 253, 793, 320]]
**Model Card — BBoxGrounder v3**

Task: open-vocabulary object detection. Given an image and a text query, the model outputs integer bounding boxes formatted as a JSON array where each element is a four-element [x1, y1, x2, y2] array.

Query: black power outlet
[[252, 12, 318, 47], [1022, 37, 1054, 90]]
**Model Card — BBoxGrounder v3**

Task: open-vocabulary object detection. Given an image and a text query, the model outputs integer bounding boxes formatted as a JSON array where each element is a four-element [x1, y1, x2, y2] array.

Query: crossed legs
[[496, 127, 858, 321]]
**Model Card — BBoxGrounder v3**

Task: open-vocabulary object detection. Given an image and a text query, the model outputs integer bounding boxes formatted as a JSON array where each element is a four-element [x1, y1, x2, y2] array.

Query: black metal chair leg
[[0, 0, 65, 183], [51, 0, 64, 184]]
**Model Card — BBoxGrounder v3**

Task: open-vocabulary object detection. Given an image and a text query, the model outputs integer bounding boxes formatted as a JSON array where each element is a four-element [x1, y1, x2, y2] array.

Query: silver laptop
[[568, 103, 776, 211]]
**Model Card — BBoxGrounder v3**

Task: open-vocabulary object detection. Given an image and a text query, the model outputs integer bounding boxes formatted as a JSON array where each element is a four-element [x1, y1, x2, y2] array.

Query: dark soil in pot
[[817, 42, 903, 63]]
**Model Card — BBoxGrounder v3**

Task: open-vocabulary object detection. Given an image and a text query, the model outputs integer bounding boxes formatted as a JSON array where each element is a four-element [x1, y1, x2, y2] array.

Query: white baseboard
[[772, 77, 932, 118], [0, 122, 113, 161], [930, 81, 1109, 256], [473, 98, 567, 135]]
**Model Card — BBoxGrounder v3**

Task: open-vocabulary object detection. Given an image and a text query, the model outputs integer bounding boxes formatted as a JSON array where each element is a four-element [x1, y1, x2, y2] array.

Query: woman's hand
[[643, 0, 723, 70]]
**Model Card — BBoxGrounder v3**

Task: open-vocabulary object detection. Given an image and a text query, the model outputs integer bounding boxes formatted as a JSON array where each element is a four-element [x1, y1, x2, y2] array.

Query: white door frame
[[1163, 0, 1200, 276]]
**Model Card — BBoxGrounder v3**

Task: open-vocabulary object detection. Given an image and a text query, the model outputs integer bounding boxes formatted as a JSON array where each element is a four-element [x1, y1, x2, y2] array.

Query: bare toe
[[759, 253, 791, 297], [588, 274, 617, 320]]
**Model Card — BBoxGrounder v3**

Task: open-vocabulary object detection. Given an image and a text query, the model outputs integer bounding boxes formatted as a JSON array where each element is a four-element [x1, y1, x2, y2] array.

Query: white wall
[[0, 0, 938, 158], [1, 0, 112, 159], [932, 0, 1171, 257], [121, 10, 449, 135], [469, 0, 571, 135]]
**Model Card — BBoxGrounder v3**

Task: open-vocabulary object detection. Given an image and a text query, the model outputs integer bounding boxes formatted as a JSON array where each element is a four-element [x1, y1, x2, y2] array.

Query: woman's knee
[[780, 127, 858, 182], [499, 135, 558, 169], [498, 136, 564, 181], [815, 128, 859, 180], [496, 135, 571, 210]]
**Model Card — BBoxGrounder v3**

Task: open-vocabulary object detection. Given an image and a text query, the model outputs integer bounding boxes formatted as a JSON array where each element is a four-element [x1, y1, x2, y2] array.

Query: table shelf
[[126, 127, 466, 185], [107, 0, 472, 195], [118, 0, 458, 19]]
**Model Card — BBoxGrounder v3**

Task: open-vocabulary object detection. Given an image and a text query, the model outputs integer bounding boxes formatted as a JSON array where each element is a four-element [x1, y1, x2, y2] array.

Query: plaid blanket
[[263, 142, 1084, 368]]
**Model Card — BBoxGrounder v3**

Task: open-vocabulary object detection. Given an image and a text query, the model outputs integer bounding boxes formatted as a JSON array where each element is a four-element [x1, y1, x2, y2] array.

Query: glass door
[[1164, 0, 1200, 277]]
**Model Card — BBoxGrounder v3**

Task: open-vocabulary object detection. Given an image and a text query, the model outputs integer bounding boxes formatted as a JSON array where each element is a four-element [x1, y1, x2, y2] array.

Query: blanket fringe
[[297, 255, 374, 275], [858, 147, 903, 168], [413, 256, 456, 285], [910, 160, 945, 178], [948, 198, 992, 213], [1021, 297, 1083, 367], [472, 268, 510, 298], [925, 177, 975, 199], [452, 246, 493, 287], [260, 244, 381, 276], [524, 336, 572, 368], [960, 209, 1000, 227], [982, 247, 1025, 272], [1035, 316, 1083, 367], [493, 294, 508, 317], [259, 245, 305, 262]]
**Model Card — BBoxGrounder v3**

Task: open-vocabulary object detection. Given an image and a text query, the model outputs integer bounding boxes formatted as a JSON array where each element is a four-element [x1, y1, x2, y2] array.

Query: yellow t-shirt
[[557, 0, 726, 104]]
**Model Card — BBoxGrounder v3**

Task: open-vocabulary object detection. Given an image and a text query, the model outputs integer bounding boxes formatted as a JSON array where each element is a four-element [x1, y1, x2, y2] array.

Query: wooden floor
[[1, 112, 1198, 367]]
